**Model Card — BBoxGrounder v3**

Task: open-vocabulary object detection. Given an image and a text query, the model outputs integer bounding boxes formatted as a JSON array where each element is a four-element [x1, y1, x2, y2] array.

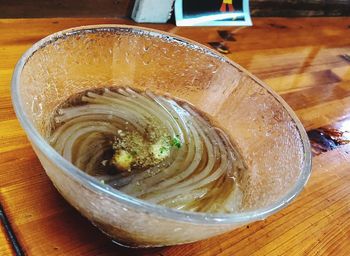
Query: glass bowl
[[11, 25, 311, 247]]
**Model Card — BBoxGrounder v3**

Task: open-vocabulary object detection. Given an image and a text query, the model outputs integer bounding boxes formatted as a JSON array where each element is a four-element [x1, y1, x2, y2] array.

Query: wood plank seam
[[0, 203, 25, 256]]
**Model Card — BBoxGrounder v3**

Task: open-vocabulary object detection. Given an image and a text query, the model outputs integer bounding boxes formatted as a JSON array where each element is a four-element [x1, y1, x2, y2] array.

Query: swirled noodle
[[49, 87, 246, 213]]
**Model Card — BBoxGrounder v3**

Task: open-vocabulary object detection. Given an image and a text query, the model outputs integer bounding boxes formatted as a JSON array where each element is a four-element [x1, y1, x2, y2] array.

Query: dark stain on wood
[[208, 42, 230, 54], [308, 127, 350, 156], [217, 30, 236, 41], [308, 129, 338, 156], [269, 23, 288, 29], [340, 54, 350, 63], [323, 69, 342, 83]]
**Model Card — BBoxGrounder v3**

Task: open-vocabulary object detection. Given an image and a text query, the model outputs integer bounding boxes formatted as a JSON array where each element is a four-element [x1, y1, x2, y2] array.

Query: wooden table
[[1, 17, 350, 255]]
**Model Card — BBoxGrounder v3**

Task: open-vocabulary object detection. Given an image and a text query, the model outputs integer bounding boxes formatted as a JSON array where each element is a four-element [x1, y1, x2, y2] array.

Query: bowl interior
[[14, 26, 310, 215]]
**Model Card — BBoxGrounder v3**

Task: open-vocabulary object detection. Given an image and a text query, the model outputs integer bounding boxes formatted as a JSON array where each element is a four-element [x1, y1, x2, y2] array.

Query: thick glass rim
[[11, 25, 312, 225]]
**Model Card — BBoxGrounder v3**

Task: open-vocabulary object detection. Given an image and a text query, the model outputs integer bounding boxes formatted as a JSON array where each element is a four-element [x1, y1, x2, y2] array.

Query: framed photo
[[175, 0, 252, 26]]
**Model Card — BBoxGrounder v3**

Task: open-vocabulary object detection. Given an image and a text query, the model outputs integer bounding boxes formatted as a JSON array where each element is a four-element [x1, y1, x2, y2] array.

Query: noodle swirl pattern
[[50, 87, 244, 213]]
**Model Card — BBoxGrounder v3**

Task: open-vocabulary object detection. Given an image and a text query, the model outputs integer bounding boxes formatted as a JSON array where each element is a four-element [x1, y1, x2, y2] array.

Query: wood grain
[[1, 17, 350, 255]]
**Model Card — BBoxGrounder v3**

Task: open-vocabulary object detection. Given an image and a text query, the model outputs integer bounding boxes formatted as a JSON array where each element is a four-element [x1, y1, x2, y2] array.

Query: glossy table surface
[[1, 17, 350, 255]]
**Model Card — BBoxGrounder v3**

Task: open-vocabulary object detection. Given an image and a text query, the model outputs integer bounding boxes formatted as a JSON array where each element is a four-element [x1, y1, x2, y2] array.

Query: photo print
[[175, 0, 252, 26]]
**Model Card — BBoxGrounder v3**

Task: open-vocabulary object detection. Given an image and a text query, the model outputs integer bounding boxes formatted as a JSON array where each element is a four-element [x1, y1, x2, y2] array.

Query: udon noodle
[[49, 87, 246, 213]]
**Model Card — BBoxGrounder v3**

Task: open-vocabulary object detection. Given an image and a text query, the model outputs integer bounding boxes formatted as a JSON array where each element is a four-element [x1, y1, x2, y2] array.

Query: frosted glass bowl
[[11, 25, 311, 247]]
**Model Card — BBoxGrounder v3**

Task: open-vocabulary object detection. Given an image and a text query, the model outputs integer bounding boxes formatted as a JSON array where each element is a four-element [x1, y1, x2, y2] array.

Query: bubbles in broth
[[49, 87, 246, 213]]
